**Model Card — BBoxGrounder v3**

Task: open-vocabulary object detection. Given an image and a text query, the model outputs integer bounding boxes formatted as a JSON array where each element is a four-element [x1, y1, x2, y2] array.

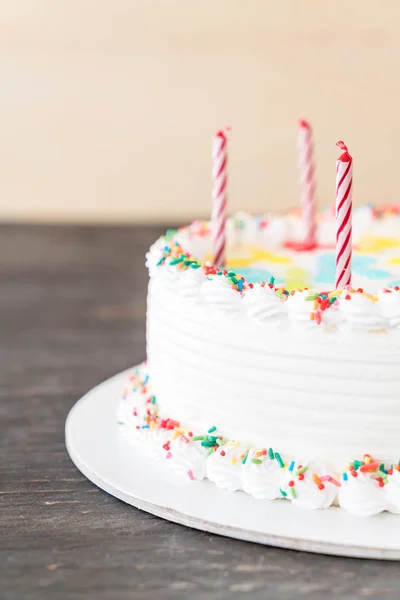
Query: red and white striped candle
[[297, 118, 317, 248], [335, 140, 353, 289], [211, 127, 229, 267]]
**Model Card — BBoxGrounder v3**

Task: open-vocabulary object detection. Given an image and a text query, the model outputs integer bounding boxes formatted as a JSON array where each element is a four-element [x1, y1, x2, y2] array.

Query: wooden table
[[2, 224, 400, 600]]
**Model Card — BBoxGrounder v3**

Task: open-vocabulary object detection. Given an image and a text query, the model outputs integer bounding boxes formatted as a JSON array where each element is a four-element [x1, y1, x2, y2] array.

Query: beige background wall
[[2, 1, 400, 223]]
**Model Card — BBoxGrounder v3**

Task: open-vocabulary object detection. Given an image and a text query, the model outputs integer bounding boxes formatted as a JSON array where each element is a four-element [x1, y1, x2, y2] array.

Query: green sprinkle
[[151, 396, 156, 405], [242, 451, 249, 465], [201, 440, 214, 447], [227, 271, 236, 277], [379, 463, 387, 474], [353, 460, 364, 470], [305, 294, 319, 301], [208, 426, 217, 433], [329, 296, 337, 304], [216, 438, 225, 446], [169, 257, 183, 265], [156, 257, 166, 266], [251, 458, 262, 465], [191, 263, 201, 269], [275, 452, 284, 468], [207, 447, 214, 456], [192, 435, 206, 441], [290, 487, 297, 499], [295, 465, 308, 476], [378, 470, 388, 483], [207, 436, 218, 444], [268, 447, 274, 460], [164, 229, 176, 240], [269, 276, 275, 285], [280, 488, 287, 498], [117, 420, 125, 425], [230, 277, 238, 285]]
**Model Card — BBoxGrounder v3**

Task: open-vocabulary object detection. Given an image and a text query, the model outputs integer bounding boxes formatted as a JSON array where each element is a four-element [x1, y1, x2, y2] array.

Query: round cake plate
[[66, 367, 400, 560]]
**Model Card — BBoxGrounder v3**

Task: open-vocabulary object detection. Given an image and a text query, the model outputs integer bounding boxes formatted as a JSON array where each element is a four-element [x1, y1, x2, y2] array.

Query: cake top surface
[[146, 205, 400, 330]]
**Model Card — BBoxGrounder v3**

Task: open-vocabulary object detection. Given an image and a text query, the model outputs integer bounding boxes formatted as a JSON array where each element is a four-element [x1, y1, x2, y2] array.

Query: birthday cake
[[117, 205, 400, 517]]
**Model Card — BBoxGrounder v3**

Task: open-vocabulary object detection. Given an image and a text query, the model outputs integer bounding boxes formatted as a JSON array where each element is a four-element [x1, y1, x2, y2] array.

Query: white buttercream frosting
[[378, 288, 400, 328], [118, 364, 400, 515], [243, 283, 285, 322], [201, 275, 243, 312]]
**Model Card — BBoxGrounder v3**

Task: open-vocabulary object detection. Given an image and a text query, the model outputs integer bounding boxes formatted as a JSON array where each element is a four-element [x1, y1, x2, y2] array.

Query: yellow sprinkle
[[328, 289, 343, 298], [150, 421, 156, 431], [231, 457, 237, 465], [364, 454, 371, 464], [226, 441, 240, 446]]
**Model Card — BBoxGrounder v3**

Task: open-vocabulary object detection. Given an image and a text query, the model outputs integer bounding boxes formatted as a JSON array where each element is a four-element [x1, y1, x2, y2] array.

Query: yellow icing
[[207, 246, 292, 268], [357, 236, 400, 254], [284, 267, 312, 291]]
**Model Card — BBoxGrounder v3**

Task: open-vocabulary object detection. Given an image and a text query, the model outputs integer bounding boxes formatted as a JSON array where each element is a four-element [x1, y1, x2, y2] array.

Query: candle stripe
[[335, 141, 353, 289], [298, 119, 317, 247], [212, 127, 230, 267]]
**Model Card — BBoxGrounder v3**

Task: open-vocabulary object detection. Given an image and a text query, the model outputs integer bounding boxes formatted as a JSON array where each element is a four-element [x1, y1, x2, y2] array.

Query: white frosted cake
[[118, 205, 400, 516]]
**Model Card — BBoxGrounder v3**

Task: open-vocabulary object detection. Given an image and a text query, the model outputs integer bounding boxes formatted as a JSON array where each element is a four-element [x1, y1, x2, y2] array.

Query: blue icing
[[229, 266, 282, 284], [314, 253, 391, 284]]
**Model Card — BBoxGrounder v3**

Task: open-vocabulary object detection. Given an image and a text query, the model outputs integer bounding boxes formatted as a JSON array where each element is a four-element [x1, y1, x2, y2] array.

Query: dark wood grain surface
[[2, 224, 400, 600]]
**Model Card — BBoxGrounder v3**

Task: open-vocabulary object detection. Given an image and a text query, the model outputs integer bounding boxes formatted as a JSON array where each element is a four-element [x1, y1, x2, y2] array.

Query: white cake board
[[65, 367, 400, 560]]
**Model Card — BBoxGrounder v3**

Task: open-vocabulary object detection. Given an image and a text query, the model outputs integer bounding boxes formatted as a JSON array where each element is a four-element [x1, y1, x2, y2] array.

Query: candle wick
[[336, 140, 348, 153], [298, 118, 311, 130], [215, 126, 231, 138]]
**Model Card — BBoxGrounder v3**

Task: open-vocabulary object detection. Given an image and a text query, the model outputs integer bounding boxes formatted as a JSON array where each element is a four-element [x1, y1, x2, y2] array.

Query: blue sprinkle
[[237, 280, 243, 291], [289, 461, 295, 472], [143, 375, 149, 384], [342, 472, 348, 481], [141, 425, 149, 429]]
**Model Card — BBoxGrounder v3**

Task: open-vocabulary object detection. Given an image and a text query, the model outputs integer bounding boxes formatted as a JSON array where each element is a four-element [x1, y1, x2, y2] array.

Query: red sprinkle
[[260, 281, 265, 287], [248, 283, 254, 289], [220, 450, 226, 457], [351, 470, 358, 477], [318, 483, 325, 490], [288, 480, 295, 487], [298, 474, 304, 481], [345, 294, 351, 300]]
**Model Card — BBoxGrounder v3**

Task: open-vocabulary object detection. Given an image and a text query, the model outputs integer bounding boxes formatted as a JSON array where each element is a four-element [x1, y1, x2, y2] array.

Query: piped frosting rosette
[[378, 286, 400, 328], [280, 459, 339, 509], [338, 455, 400, 516], [243, 282, 286, 322]]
